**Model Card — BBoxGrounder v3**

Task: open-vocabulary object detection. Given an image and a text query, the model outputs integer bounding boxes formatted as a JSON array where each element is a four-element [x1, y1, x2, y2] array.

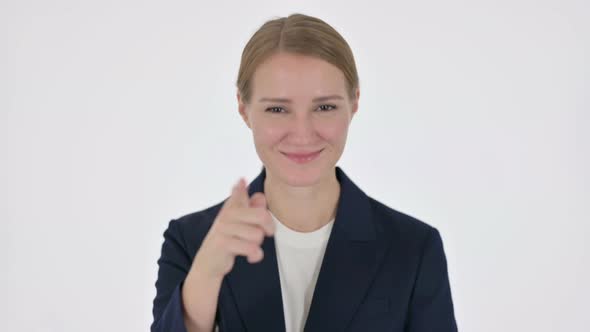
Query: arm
[[182, 260, 223, 331], [405, 228, 458, 332], [151, 219, 221, 332]]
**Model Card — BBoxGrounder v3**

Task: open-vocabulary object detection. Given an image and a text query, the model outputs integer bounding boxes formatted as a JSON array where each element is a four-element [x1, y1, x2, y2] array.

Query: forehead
[[251, 53, 347, 100]]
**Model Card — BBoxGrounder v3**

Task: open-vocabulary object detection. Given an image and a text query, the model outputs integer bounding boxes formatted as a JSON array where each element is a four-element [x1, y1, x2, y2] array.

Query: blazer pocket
[[355, 296, 390, 318]]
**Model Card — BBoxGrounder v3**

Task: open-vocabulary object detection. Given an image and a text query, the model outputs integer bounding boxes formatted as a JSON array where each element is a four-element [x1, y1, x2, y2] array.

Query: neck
[[263, 168, 340, 233]]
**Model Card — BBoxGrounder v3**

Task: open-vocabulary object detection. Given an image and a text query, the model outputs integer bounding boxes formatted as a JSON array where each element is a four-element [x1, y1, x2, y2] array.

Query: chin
[[281, 170, 323, 187]]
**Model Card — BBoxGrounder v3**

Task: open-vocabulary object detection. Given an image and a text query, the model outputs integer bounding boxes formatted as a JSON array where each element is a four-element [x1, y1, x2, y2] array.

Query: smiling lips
[[281, 149, 324, 164]]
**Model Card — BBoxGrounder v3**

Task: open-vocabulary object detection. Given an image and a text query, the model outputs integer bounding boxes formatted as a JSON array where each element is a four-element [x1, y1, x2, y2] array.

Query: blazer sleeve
[[405, 227, 458, 332], [151, 219, 192, 332]]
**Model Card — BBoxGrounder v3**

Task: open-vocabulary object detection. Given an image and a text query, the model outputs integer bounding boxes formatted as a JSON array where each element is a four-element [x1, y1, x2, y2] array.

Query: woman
[[152, 13, 458, 332]]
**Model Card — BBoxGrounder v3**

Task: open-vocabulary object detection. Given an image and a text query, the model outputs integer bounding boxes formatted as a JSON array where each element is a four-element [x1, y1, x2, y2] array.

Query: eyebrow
[[258, 95, 344, 103]]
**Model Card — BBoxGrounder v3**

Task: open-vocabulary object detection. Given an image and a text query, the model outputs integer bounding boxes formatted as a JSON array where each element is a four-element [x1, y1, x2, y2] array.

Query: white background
[[1, 0, 588, 331]]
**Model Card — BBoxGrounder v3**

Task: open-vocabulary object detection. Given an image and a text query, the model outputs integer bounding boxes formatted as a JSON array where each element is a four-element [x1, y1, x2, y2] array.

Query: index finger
[[224, 177, 250, 209]]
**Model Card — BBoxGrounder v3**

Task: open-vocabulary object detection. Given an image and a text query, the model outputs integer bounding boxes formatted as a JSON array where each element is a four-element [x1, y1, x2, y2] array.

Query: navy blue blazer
[[152, 166, 458, 331]]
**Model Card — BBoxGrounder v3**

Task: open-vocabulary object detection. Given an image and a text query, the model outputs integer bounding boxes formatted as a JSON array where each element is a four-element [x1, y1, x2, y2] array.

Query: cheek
[[318, 116, 350, 142], [252, 121, 285, 146]]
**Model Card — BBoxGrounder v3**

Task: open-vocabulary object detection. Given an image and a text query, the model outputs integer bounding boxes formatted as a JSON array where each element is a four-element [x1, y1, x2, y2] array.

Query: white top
[[271, 210, 335, 332]]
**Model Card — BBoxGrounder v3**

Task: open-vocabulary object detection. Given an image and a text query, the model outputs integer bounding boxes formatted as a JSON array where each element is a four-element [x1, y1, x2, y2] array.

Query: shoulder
[[162, 199, 226, 258], [364, 195, 451, 292], [173, 199, 226, 229], [366, 195, 441, 252]]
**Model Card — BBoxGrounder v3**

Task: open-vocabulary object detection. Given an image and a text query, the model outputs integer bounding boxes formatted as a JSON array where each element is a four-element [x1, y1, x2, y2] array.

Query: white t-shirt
[[271, 210, 335, 332], [213, 211, 334, 332]]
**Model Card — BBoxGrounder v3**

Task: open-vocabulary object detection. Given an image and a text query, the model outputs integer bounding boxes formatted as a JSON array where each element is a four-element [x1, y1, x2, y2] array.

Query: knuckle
[[258, 208, 269, 221], [249, 245, 259, 256], [264, 218, 274, 232]]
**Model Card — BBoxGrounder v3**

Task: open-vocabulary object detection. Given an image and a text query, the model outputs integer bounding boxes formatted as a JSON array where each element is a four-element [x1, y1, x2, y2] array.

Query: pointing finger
[[224, 177, 249, 209]]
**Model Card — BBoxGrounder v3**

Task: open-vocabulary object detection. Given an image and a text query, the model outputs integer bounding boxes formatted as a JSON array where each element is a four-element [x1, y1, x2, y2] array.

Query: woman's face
[[238, 52, 359, 187]]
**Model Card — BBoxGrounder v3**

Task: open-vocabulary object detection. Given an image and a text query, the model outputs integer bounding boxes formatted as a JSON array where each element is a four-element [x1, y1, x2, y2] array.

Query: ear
[[351, 88, 360, 119], [237, 91, 251, 129]]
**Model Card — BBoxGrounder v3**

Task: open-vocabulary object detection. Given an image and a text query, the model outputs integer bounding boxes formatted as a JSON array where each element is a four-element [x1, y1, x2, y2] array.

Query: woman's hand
[[191, 178, 275, 280], [181, 178, 274, 331]]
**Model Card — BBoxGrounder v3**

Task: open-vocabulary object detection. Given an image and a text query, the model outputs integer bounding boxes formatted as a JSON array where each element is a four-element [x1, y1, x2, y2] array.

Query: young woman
[[152, 13, 458, 332]]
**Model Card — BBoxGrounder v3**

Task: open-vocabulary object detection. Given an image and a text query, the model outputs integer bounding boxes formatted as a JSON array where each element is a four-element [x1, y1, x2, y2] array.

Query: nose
[[288, 112, 318, 144]]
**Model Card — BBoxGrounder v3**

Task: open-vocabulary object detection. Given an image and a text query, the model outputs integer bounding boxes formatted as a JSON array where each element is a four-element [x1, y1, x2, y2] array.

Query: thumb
[[249, 192, 267, 209], [249, 192, 275, 236]]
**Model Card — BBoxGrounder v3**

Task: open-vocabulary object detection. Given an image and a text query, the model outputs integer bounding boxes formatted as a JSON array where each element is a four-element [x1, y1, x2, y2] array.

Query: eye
[[265, 106, 285, 113], [264, 104, 337, 114], [318, 104, 337, 112]]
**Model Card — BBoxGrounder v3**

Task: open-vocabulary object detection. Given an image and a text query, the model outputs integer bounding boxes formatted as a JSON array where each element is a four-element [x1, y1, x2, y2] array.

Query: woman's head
[[237, 13, 360, 187]]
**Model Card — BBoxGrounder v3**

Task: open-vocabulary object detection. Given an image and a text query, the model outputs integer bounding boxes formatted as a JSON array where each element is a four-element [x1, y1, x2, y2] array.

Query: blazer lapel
[[303, 167, 388, 332]]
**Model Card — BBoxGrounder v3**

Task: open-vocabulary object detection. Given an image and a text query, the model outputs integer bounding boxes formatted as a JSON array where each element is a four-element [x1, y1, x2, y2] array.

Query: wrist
[[189, 265, 224, 286]]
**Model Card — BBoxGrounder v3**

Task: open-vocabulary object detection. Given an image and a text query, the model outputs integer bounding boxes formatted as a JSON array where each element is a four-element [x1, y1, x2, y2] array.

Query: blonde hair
[[236, 13, 359, 104]]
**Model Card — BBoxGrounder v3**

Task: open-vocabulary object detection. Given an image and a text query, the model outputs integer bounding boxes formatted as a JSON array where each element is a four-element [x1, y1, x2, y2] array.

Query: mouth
[[280, 148, 324, 164]]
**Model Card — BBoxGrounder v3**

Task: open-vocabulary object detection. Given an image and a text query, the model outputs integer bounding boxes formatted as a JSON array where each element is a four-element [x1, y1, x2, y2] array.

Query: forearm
[[181, 267, 223, 332]]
